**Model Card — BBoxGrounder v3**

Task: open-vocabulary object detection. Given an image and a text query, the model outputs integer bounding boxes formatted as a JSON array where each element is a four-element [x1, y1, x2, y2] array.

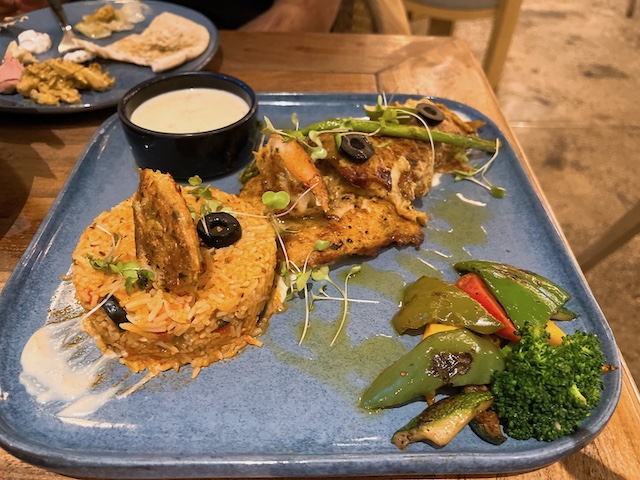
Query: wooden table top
[[1, 31, 639, 480]]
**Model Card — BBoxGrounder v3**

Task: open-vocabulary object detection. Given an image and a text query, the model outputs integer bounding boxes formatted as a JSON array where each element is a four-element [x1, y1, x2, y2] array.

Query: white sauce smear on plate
[[130, 88, 250, 133], [19, 276, 151, 420], [20, 320, 112, 405]]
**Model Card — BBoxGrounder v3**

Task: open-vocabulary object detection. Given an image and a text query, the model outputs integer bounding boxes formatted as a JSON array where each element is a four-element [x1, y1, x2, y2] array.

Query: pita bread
[[77, 12, 210, 72]]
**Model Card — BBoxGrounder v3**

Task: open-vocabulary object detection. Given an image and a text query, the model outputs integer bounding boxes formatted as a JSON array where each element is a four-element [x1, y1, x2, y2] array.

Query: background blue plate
[[0, 93, 622, 478], [0, 0, 218, 113]]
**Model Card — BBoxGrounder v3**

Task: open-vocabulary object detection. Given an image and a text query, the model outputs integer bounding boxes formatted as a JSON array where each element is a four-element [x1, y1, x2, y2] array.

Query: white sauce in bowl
[[130, 88, 250, 134]]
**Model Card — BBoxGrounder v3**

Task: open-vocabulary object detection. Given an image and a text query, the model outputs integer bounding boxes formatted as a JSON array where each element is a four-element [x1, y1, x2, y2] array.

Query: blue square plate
[[0, 93, 621, 478]]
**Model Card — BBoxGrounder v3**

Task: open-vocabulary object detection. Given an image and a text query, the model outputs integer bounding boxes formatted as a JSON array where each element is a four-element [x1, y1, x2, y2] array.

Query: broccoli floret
[[491, 323, 606, 442]]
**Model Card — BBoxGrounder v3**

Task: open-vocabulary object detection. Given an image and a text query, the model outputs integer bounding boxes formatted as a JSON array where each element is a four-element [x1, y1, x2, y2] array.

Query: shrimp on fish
[[254, 134, 330, 215]]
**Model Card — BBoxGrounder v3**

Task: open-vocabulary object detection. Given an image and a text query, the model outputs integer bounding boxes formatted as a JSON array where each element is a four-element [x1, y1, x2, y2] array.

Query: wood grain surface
[[0, 31, 638, 480]]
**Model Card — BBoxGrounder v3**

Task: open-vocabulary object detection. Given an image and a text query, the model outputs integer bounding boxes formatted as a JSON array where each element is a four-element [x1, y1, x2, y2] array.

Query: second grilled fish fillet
[[132, 169, 202, 295], [279, 195, 425, 267]]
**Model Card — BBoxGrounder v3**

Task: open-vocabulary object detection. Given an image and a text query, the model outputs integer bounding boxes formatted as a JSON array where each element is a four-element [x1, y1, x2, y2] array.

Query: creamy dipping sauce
[[130, 88, 250, 134]]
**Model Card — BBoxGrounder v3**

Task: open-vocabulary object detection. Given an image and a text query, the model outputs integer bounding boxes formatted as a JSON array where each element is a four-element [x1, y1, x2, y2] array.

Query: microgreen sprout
[[260, 116, 303, 145], [255, 187, 378, 347], [185, 176, 232, 220], [365, 96, 418, 125], [330, 265, 361, 346], [392, 106, 436, 161], [263, 184, 318, 219], [262, 191, 291, 210], [307, 130, 328, 161], [298, 262, 372, 347], [378, 106, 405, 125], [87, 228, 155, 294], [314, 239, 330, 251], [295, 269, 313, 295], [454, 140, 505, 198], [310, 291, 378, 304], [291, 112, 300, 130], [187, 175, 213, 199], [200, 199, 223, 216], [297, 273, 312, 345], [261, 116, 279, 136], [296, 240, 331, 345], [89, 257, 155, 294]]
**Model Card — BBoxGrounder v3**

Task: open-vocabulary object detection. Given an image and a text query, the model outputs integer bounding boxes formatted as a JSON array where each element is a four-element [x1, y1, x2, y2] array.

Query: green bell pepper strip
[[283, 118, 497, 153], [551, 306, 579, 321], [453, 260, 575, 329], [392, 276, 504, 335], [360, 329, 505, 409]]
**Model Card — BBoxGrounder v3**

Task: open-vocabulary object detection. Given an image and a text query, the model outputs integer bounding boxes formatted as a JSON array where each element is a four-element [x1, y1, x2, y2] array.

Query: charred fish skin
[[132, 169, 202, 295]]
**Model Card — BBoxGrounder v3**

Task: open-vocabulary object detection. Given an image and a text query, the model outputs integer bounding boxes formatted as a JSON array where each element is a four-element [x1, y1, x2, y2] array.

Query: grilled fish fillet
[[132, 169, 202, 294], [241, 98, 482, 267], [279, 195, 424, 267]]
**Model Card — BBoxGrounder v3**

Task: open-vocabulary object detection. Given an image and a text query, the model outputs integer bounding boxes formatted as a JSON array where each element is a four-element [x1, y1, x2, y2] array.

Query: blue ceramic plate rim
[[0, 0, 218, 114], [0, 93, 622, 478]]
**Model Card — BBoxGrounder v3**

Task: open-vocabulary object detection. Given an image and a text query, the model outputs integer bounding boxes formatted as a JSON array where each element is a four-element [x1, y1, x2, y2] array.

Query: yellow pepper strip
[[422, 323, 461, 340], [423, 320, 563, 346], [546, 320, 565, 346]]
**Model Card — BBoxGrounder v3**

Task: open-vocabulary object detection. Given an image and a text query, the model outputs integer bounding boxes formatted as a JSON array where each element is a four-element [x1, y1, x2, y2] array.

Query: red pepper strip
[[455, 273, 520, 342]]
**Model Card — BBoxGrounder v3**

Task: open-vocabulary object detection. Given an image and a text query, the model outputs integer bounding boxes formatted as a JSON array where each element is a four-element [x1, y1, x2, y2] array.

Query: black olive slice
[[197, 212, 242, 248], [102, 296, 128, 331], [416, 103, 446, 126], [340, 134, 375, 163]]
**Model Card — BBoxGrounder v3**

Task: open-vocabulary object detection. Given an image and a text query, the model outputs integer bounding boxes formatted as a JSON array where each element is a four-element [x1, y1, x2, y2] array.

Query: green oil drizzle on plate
[[409, 190, 493, 270], [266, 313, 408, 404], [395, 252, 443, 279], [339, 263, 406, 304], [265, 189, 492, 403]]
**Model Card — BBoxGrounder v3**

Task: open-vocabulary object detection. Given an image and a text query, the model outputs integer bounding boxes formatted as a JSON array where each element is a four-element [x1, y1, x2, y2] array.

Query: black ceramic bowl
[[118, 72, 257, 181]]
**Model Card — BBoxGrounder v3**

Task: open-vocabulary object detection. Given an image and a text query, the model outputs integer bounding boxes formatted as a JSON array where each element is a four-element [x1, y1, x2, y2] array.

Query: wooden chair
[[402, 0, 523, 89], [366, 0, 411, 34], [576, 200, 640, 272]]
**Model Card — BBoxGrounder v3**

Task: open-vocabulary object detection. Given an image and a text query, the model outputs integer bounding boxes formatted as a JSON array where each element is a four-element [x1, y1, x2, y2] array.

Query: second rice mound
[[71, 184, 277, 376]]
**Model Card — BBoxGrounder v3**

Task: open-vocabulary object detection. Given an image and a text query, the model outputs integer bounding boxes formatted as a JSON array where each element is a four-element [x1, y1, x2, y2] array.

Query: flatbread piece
[[77, 12, 210, 72]]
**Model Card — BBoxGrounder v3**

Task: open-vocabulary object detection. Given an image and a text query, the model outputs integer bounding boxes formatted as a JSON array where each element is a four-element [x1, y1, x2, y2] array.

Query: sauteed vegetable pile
[[360, 260, 615, 449]]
